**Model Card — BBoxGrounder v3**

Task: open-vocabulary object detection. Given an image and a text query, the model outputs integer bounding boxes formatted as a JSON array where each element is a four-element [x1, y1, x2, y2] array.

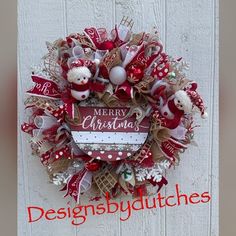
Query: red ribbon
[[40, 151, 51, 166], [52, 145, 71, 162], [84, 27, 102, 48], [21, 122, 37, 135], [42, 124, 61, 142], [60, 90, 76, 119], [151, 53, 170, 80], [125, 44, 146, 69], [148, 176, 168, 193], [60, 168, 88, 202], [159, 138, 187, 161], [114, 81, 133, 102], [145, 41, 163, 67], [27, 75, 61, 99]]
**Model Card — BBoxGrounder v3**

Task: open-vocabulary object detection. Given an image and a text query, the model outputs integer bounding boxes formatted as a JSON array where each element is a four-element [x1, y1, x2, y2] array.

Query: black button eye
[[178, 100, 180, 103], [83, 77, 86, 80], [180, 105, 183, 107]]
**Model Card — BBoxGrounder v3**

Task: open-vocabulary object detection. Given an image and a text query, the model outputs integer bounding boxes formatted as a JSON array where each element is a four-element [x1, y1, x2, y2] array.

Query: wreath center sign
[[70, 106, 150, 161], [21, 17, 207, 202]]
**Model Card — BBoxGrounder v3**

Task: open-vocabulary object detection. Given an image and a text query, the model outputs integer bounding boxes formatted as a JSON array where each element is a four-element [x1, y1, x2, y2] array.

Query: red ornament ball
[[85, 162, 101, 172], [99, 40, 115, 51], [127, 64, 144, 84]]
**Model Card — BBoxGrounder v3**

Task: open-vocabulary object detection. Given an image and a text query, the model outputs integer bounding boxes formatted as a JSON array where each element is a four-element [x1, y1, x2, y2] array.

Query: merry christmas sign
[[70, 107, 150, 161]]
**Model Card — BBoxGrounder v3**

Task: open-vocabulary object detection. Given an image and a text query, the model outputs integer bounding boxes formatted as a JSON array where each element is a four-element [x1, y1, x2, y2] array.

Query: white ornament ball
[[109, 66, 127, 85]]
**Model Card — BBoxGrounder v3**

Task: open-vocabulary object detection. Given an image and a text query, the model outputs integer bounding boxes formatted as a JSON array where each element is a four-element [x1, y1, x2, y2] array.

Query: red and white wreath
[[21, 17, 207, 202]]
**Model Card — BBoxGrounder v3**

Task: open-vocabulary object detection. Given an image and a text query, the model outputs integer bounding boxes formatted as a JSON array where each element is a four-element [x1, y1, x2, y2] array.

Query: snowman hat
[[183, 81, 198, 91], [186, 90, 208, 118], [69, 58, 100, 69], [67, 58, 100, 82]]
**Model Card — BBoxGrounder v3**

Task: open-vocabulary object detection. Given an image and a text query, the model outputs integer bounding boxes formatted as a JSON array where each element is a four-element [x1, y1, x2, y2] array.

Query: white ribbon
[[115, 24, 131, 42], [80, 171, 93, 194], [34, 115, 58, 129], [72, 45, 84, 58], [122, 44, 143, 68], [170, 124, 187, 140]]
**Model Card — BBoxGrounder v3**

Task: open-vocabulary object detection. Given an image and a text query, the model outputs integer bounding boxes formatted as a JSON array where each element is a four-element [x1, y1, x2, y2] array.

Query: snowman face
[[75, 75, 89, 85], [174, 97, 184, 110], [67, 66, 92, 85]]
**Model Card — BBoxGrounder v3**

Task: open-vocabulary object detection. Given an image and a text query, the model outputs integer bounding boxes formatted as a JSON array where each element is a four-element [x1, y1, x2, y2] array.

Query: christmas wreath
[[21, 17, 207, 202]]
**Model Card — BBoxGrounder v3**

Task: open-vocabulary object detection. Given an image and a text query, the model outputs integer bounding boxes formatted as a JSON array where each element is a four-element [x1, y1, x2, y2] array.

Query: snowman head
[[67, 66, 91, 85], [174, 90, 192, 113]]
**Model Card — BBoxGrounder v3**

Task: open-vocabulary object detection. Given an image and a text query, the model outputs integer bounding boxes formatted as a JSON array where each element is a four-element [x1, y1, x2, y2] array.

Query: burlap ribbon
[[93, 166, 118, 196], [132, 90, 148, 105], [150, 119, 181, 165], [127, 32, 145, 46], [150, 121, 171, 143], [96, 90, 120, 107], [43, 40, 66, 82], [24, 96, 58, 111], [133, 75, 156, 104], [47, 158, 74, 180], [149, 118, 171, 163], [100, 48, 122, 73], [171, 77, 191, 92], [134, 75, 155, 94], [65, 103, 81, 126], [124, 105, 148, 125]]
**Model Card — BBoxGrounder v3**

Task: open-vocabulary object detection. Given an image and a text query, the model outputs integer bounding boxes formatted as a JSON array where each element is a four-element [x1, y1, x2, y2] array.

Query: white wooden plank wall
[[18, 0, 219, 235]]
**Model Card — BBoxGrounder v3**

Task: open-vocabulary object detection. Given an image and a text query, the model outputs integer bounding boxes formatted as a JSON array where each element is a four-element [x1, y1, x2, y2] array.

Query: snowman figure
[[67, 66, 91, 101], [160, 90, 207, 129], [67, 58, 100, 101]]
